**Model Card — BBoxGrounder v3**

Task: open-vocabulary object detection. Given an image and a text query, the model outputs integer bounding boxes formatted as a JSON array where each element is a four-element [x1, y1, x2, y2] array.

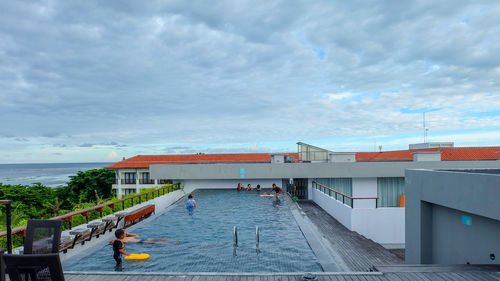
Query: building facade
[[107, 144, 500, 248]]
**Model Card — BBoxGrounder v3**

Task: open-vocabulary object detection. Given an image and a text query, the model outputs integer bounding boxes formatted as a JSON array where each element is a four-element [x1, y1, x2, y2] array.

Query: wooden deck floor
[[296, 201, 403, 272], [63, 271, 500, 281]]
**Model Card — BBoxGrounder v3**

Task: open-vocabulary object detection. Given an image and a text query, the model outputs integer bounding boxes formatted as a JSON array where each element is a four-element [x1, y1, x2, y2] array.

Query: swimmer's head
[[247, 184, 251, 187], [272, 183, 276, 187], [115, 229, 125, 239], [188, 194, 193, 199], [257, 185, 261, 188]]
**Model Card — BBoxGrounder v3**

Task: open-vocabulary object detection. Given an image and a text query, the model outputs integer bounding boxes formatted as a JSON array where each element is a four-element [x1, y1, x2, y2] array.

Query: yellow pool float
[[125, 253, 150, 261]]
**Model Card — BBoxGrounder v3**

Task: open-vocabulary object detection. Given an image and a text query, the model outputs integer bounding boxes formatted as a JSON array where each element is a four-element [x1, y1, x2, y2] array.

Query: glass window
[[377, 177, 405, 207]]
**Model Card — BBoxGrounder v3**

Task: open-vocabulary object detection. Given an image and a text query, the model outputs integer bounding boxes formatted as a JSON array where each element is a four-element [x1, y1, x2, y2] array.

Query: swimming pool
[[63, 189, 323, 272]]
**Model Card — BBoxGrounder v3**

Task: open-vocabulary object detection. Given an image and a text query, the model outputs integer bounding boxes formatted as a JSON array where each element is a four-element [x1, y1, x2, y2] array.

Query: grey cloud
[[41, 132, 61, 138], [77, 143, 94, 147], [0, 0, 499, 162]]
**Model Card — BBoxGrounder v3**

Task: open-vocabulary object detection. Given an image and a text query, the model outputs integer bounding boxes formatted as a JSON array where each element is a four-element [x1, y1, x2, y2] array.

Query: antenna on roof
[[378, 145, 382, 152], [423, 112, 427, 143]]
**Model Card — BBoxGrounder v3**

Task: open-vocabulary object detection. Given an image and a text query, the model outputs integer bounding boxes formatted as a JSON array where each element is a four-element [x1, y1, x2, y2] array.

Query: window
[[122, 172, 136, 184], [377, 177, 405, 207]]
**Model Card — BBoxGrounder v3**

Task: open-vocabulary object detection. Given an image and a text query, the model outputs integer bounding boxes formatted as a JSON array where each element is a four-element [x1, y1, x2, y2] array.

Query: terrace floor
[[64, 270, 500, 281], [296, 201, 403, 271]]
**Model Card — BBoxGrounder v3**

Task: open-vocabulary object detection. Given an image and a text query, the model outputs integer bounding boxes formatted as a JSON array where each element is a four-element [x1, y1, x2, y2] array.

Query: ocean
[[0, 162, 113, 187]]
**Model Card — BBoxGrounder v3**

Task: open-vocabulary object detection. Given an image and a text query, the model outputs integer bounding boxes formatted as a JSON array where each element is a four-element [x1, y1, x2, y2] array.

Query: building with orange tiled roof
[[107, 152, 298, 195], [107, 142, 500, 248]]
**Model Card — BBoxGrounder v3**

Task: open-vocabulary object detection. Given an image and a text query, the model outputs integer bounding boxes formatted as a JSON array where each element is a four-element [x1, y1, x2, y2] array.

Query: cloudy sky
[[1, 0, 500, 163]]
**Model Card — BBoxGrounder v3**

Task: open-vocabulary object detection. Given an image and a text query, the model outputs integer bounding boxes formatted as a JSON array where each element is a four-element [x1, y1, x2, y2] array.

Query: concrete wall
[[405, 169, 500, 264], [312, 187, 405, 247], [352, 208, 405, 247], [312, 188, 352, 229], [431, 204, 500, 264], [352, 178, 377, 208], [149, 161, 500, 180]]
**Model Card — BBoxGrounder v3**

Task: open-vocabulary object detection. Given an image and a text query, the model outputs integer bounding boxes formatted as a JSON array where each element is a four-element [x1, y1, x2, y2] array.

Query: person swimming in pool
[[110, 230, 180, 245], [246, 184, 252, 191], [237, 183, 243, 191], [256, 184, 262, 191]]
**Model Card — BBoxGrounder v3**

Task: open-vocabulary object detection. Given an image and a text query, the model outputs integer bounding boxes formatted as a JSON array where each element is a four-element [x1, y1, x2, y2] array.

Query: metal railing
[[0, 184, 179, 240], [139, 179, 155, 184], [312, 181, 378, 208], [121, 179, 136, 184]]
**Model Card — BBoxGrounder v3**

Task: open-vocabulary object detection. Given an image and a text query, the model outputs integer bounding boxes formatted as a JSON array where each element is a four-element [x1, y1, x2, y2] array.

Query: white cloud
[[0, 0, 499, 162]]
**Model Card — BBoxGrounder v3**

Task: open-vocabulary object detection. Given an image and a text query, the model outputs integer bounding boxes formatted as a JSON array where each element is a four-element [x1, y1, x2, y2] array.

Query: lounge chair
[[3, 253, 65, 281]]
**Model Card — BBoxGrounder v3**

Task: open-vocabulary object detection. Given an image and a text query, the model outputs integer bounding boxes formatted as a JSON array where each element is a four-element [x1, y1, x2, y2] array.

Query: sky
[[1, 0, 500, 163]]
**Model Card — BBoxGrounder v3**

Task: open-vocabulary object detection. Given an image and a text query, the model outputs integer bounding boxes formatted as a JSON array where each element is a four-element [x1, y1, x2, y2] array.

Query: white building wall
[[351, 208, 405, 247], [312, 183, 405, 248], [312, 188, 352, 229], [351, 177, 377, 208]]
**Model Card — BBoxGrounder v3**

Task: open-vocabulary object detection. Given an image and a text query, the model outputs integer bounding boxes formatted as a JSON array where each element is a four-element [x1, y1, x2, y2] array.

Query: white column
[[117, 170, 123, 198], [136, 170, 140, 193]]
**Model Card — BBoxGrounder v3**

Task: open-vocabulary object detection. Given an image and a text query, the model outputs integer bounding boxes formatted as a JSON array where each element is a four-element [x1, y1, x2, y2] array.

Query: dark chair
[[2, 253, 65, 281], [24, 220, 63, 254]]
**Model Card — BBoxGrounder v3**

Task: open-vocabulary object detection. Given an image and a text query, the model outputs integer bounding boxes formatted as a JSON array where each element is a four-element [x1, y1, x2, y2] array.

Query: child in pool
[[186, 193, 197, 208], [256, 184, 262, 191], [112, 229, 129, 270], [246, 184, 252, 191]]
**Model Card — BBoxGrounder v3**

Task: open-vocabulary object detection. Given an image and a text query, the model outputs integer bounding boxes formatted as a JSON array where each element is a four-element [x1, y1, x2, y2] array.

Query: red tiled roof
[[356, 147, 500, 162], [106, 153, 299, 169]]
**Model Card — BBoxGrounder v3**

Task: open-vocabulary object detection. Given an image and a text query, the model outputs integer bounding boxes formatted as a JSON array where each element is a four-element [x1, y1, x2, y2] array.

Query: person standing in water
[[187, 193, 197, 215], [271, 183, 282, 199]]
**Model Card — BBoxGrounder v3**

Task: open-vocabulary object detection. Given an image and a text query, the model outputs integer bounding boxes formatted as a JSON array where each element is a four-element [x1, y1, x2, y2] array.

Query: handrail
[[256, 226, 259, 247], [0, 184, 178, 239], [233, 226, 238, 247], [0, 200, 12, 253], [312, 181, 378, 208]]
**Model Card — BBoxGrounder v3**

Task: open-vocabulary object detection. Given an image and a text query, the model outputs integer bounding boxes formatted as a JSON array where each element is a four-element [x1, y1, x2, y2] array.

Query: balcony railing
[[139, 179, 155, 184], [312, 181, 378, 208], [121, 179, 136, 184]]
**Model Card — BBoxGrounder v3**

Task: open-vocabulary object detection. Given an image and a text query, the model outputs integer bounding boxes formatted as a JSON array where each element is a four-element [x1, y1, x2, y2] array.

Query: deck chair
[[2, 253, 65, 281], [18, 220, 63, 280], [24, 220, 63, 255]]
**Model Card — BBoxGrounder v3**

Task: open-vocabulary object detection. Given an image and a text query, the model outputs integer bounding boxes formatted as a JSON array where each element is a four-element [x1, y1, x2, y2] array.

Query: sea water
[[0, 162, 112, 187]]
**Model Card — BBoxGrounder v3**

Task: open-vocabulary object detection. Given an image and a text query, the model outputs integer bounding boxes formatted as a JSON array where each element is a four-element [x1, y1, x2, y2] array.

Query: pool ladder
[[232, 226, 259, 247]]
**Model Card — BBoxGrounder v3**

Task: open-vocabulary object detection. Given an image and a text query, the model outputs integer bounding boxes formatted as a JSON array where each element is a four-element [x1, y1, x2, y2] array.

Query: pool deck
[[296, 201, 403, 272], [63, 269, 500, 281]]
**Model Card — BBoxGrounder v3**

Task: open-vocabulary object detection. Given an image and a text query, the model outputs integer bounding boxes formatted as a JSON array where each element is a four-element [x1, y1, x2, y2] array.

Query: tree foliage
[[64, 168, 115, 204]]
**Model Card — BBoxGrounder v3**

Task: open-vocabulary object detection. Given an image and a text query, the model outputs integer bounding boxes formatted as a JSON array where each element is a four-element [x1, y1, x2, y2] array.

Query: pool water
[[63, 189, 323, 272]]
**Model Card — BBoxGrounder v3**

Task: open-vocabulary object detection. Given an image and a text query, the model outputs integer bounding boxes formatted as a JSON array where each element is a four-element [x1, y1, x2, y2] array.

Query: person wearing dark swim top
[[246, 184, 252, 191], [256, 184, 262, 191], [112, 229, 129, 270], [237, 183, 242, 191], [271, 183, 282, 199]]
